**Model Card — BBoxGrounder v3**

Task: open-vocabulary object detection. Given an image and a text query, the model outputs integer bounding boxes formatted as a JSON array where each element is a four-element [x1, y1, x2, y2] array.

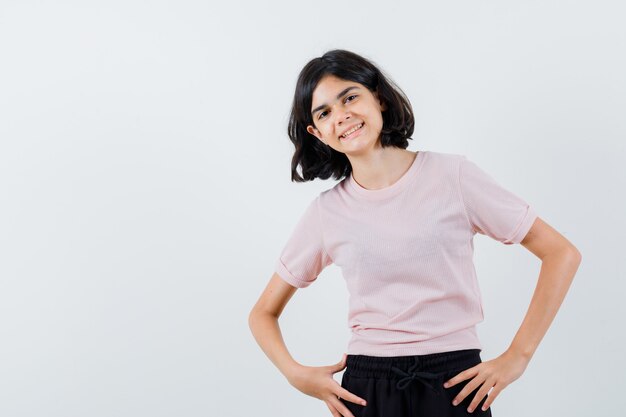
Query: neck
[[348, 148, 417, 190]]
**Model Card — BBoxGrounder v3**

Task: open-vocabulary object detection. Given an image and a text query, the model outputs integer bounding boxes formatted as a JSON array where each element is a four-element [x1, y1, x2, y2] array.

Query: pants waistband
[[345, 348, 482, 379]]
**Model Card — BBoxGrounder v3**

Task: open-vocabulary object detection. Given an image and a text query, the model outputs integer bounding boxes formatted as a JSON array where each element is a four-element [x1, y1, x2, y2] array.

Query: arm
[[445, 216, 582, 413], [248, 273, 367, 417], [507, 216, 582, 360], [248, 272, 301, 379]]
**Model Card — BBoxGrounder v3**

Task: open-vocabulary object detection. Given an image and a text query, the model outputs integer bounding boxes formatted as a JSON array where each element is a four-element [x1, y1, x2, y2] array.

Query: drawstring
[[390, 356, 444, 394]]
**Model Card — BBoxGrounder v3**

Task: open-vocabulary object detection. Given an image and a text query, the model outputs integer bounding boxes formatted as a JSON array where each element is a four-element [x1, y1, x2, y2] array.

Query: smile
[[340, 123, 364, 141]]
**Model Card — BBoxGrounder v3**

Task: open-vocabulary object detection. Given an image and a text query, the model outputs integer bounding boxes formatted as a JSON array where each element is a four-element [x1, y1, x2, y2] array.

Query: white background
[[0, 1, 624, 416]]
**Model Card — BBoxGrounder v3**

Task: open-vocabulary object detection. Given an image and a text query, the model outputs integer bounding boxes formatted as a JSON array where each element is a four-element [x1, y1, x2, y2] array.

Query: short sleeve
[[458, 156, 538, 245], [274, 196, 333, 288]]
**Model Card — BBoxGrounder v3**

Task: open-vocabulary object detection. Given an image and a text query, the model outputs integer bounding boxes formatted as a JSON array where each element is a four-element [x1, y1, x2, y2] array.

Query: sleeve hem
[[503, 206, 538, 245], [275, 259, 312, 288]]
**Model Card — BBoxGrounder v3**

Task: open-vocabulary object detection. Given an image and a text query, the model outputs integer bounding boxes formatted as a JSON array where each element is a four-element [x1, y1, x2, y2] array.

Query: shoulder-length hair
[[288, 49, 415, 182]]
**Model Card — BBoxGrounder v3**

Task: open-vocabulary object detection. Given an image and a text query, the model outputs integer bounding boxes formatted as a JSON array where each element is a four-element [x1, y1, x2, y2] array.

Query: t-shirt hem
[[345, 342, 483, 357], [346, 326, 483, 356]]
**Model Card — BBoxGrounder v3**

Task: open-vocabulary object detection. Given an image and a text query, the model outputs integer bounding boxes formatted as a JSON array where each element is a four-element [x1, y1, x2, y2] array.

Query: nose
[[335, 106, 351, 126]]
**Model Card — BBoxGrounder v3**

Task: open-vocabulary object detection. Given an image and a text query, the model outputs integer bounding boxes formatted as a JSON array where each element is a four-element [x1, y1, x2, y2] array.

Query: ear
[[307, 125, 324, 143]]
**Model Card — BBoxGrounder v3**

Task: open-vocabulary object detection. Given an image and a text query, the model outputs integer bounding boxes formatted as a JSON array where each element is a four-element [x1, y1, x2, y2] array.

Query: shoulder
[[419, 150, 467, 179], [316, 177, 348, 205], [424, 150, 466, 164]]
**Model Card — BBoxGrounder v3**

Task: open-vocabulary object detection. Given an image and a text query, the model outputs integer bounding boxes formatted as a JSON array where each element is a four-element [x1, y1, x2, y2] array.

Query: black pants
[[340, 349, 493, 417]]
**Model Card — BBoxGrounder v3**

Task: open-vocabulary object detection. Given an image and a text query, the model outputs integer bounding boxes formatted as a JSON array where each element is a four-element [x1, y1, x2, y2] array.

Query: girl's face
[[306, 75, 386, 155]]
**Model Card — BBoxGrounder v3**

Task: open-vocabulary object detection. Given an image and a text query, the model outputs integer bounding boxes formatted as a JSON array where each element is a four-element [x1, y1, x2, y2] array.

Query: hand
[[287, 353, 367, 417], [443, 349, 531, 413]]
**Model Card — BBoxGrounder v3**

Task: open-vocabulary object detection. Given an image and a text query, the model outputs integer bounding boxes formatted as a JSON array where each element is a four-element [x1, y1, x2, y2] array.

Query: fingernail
[[443, 382, 449, 388], [452, 400, 458, 406]]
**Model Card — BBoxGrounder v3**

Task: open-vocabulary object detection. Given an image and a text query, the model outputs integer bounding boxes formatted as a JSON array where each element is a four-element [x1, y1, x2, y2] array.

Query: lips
[[339, 122, 364, 141]]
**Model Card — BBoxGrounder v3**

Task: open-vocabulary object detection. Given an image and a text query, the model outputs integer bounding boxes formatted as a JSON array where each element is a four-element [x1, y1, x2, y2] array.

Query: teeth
[[341, 123, 363, 138]]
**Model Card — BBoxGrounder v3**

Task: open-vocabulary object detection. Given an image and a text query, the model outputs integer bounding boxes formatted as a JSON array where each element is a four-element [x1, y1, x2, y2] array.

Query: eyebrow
[[311, 86, 360, 116]]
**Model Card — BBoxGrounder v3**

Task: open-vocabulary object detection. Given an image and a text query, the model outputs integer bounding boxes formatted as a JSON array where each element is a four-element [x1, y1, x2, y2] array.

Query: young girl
[[249, 49, 581, 417]]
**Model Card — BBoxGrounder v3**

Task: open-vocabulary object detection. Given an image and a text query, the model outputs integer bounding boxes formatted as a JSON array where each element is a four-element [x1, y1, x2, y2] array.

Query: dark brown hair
[[288, 49, 415, 182]]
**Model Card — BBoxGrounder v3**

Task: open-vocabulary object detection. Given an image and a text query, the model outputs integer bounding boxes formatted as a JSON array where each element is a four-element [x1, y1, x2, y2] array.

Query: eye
[[317, 95, 357, 120]]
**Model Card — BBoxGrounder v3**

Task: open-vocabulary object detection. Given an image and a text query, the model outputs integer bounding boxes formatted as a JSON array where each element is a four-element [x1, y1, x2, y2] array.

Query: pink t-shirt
[[275, 150, 537, 356]]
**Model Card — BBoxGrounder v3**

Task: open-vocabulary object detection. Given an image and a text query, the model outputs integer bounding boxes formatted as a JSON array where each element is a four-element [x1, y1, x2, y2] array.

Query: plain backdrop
[[0, 1, 624, 416]]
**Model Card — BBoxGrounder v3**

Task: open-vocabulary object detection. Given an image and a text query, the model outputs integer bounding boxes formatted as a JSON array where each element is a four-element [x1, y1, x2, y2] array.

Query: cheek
[[374, 108, 385, 124], [367, 112, 384, 135], [361, 104, 383, 124]]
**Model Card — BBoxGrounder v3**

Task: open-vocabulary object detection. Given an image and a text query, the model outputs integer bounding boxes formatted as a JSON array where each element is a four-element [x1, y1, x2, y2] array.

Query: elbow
[[248, 310, 260, 338], [248, 307, 276, 331], [248, 308, 259, 331], [568, 245, 582, 265], [561, 245, 582, 271], [544, 244, 582, 269]]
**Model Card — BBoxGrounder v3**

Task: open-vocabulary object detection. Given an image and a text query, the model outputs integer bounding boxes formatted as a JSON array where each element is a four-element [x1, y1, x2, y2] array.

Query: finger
[[452, 376, 484, 406], [467, 380, 493, 413], [336, 386, 367, 406], [324, 401, 342, 417], [332, 354, 348, 372], [329, 396, 356, 417], [480, 384, 502, 411], [445, 366, 477, 388]]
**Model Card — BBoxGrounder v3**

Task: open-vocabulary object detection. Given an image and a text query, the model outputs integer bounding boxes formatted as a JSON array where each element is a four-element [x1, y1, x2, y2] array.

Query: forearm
[[248, 310, 302, 380], [507, 247, 582, 360]]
